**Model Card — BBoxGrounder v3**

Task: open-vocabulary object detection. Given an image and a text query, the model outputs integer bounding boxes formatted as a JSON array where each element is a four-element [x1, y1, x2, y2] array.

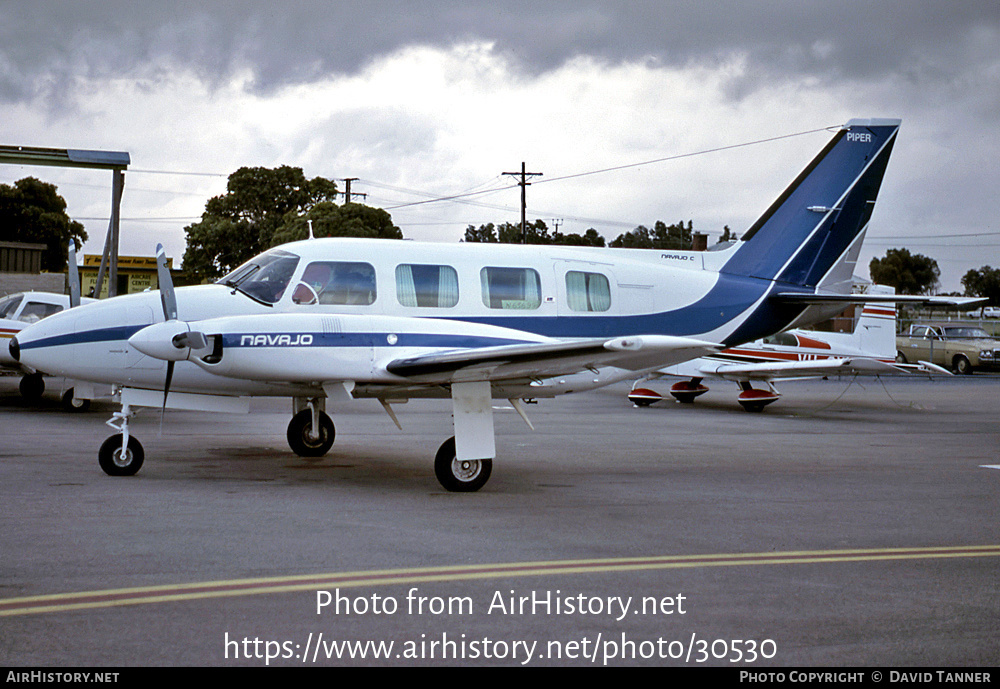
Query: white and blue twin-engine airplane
[[14, 118, 947, 491]]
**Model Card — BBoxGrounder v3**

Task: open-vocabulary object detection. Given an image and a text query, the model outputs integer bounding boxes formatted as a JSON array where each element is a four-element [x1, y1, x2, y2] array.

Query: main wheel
[[62, 389, 90, 412], [434, 436, 492, 492], [287, 409, 335, 457], [19, 373, 44, 401], [98, 434, 144, 476]]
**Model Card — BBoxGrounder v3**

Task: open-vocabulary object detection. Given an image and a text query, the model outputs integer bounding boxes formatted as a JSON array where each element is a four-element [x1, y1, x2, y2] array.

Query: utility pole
[[502, 162, 542, 243], [340, 178, 367, 205]]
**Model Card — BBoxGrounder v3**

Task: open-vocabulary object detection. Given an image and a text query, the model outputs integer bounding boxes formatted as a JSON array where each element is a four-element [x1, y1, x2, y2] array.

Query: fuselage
[[12, 237, 804, 400]]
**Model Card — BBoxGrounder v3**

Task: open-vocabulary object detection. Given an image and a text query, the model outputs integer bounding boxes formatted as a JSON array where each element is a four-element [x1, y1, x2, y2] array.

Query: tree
[[0, 177, 87, 272], [182, 166, 339, 281], [609, 220, 693, 250], [717, 225, 738, 243], [961, 266, 1000, 307], [463, 221, 606, 246], [270, 201, 403, 245], [869, 248, 941, 295], [552, 228, 606, 247]]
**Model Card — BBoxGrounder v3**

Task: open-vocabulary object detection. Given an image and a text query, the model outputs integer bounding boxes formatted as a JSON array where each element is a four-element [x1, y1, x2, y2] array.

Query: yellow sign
[[82, 254, 172, 269]]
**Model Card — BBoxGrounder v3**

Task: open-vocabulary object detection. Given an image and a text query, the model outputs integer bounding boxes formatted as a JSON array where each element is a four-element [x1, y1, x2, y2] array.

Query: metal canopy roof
[[0, 145, 130, 170], [1, 144, 130, 297]]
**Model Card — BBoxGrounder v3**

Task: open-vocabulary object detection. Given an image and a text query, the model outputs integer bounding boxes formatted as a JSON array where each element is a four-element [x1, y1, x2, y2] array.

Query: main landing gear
[[287, 401, 335, 458], [434, 436, 492, 493]]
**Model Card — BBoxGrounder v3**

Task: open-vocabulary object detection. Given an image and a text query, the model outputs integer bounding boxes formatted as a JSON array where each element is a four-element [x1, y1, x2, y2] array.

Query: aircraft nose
[[8, 336, 19, 362]]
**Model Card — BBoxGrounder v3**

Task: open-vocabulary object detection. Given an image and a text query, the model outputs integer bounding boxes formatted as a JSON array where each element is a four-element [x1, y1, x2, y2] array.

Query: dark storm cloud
[[2, 1, 997, 101]]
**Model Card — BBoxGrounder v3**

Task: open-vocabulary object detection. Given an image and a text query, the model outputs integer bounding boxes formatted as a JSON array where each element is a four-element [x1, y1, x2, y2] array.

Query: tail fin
[[722, 118, 900, 290], [854, 302, 898, 359], [852, 285, 898, 359]]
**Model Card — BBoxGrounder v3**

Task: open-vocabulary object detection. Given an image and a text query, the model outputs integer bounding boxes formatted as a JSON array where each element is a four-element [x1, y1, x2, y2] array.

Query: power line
[[535, 125, 840, 186]]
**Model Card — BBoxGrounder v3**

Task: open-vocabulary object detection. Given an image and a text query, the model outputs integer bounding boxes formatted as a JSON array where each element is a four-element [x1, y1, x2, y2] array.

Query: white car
[[982, 306, 1000, 318]]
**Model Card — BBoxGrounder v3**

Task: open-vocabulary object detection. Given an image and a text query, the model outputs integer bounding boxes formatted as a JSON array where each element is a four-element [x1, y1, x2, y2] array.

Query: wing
[[385, 335, 722, 383], [670, 356, 951, 382]]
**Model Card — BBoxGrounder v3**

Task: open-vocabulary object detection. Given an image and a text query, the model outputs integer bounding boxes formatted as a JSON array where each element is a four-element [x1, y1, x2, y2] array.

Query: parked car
[[896, 323, 1000, 374], [982, 306, 1000, 318]]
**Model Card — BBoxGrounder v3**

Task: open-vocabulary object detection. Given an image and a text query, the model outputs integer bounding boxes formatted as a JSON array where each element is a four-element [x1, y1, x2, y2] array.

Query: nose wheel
[[98, 434, 144, 476]]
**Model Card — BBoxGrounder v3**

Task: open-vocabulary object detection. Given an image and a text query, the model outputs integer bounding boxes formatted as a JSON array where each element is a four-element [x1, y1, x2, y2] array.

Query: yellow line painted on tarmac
[[2, 545, 998, 617]]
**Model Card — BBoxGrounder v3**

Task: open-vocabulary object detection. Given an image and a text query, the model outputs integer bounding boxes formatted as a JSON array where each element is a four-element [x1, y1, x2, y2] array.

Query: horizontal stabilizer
[[771, 293, 986, 308]]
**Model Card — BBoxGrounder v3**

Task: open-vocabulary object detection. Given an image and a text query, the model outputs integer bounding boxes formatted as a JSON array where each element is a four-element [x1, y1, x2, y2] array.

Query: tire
[[98, 434, 144, 477], [895, 351, 908, 364], [434, 436, 492, 492], [287, 409, 335, 457], [953, 355, 973, 375], [19, 373, 44, 401], [62, 389, 90, 412]]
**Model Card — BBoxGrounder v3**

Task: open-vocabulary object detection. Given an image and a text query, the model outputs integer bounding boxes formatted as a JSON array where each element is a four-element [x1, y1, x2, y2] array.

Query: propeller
[[129, 244, 208, 421]]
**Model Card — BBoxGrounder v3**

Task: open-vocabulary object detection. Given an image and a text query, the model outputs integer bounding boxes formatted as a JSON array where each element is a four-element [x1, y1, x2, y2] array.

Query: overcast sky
[[1, 1, 997, 291]]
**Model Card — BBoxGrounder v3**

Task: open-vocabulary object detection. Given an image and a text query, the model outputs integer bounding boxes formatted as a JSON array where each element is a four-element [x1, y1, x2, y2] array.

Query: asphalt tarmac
[[1, 372, 997, 667]]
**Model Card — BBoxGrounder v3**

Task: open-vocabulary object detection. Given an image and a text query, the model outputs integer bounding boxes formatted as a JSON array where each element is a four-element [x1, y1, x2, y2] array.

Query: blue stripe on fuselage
[[222, 332, 535, 349], [449, 272, 795, 345], [17, 325, 146, 351], [17, 274, 808, 355]]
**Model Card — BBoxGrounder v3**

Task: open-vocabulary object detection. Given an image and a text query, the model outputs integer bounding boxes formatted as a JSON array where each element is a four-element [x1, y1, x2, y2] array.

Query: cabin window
[[294, 261, 377, 305], [395, 264, 459, 308], [565, 271, 611, 312], [480, 267, 541, 310]]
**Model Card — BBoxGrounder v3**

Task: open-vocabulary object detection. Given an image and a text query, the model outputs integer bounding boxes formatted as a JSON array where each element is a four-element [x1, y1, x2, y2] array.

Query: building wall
[[0, 272, 65, 298]]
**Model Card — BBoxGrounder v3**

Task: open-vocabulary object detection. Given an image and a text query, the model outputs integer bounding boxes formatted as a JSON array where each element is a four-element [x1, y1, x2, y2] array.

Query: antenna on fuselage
[[308, 219, 315, 240]]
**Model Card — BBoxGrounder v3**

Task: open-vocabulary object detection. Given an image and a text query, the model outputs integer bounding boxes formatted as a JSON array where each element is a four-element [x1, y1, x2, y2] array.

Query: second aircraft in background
[[628, 289, 951, 412]]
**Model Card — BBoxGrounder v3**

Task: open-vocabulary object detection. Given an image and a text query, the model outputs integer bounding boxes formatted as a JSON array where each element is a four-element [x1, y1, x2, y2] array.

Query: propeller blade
[[155, 243, 177, 321], [160, 359, 174, 433], [163, 360, 174, 407], [67, 240, 81, 308]]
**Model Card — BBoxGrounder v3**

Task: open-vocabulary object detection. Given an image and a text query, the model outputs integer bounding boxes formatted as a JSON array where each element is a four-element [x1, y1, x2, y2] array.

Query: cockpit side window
[[217, 250, 300, 305], [18, 301, 63, 323], [293, 261, 377, 306], [762, 332, 798, 347]]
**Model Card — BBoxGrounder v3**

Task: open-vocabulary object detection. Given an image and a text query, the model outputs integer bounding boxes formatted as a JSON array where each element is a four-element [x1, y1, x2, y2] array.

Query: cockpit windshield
[[0, 294, 23, 320], [216, 250, 300, 305]]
